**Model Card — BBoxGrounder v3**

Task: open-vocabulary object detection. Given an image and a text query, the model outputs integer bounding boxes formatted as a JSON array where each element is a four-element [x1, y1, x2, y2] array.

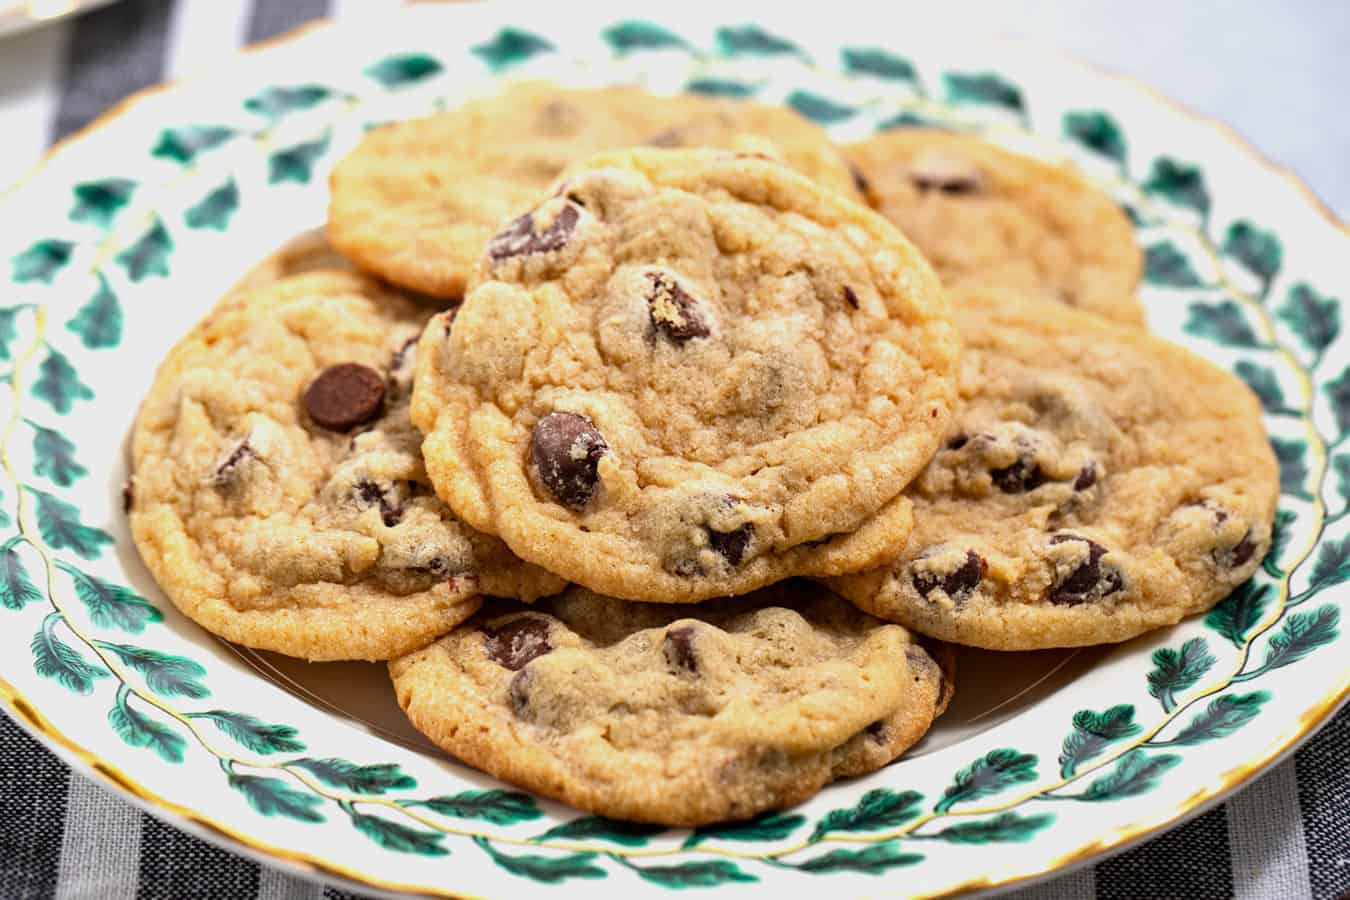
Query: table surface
[[0, 3, 1346, 900]]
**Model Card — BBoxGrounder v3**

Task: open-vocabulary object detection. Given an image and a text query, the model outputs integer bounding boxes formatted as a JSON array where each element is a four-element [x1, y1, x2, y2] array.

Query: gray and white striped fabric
[[0, 2, 1345, 898]]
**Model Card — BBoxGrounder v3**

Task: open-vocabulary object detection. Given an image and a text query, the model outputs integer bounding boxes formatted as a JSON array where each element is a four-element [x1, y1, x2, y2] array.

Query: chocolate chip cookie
[[845, 130, 1145, 324], [827, 287, 1278, 649], [411, 148, 959, 602], [389, 582, 951, 826], [129, 264, 564, 662], [328, 82, 863, 299]]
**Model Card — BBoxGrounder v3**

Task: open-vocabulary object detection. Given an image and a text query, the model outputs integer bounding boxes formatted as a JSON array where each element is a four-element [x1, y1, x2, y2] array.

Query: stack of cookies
[[127, 83, 1279, 827]]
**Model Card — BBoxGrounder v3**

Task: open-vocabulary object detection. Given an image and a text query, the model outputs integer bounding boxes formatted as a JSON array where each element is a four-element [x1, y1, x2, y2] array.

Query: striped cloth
[[0, 2, 1346, 898]]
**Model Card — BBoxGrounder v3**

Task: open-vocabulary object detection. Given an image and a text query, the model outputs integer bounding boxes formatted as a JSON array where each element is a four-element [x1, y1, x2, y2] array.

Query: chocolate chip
[[912, 550, 985, 602], [1073, 464, 1098, 491], [991, 456, 1046, 493], [663, 625, 699, 673], [864, 720, 888, 743], [483, 616, 553, 671], [355, 479, 402, 527], [121, 480, 134, 513], [945, 433, 970, 451], [389, 336, 418, 374], [848, 162, 872, 199], [707, 523, 753, 566], [1048, 535, 1124, 605], [508, 668, 533, 716], [646, 271, 710, 342], [488, 203, 581, 262], [843, 285, 860, 309], [213, 440, 255, 488], [1215, 529, 1258, 569], [648, 129, 683, 147], [303, 363, 386, 432], [529, 412, 608, 510], [909, 157, 985, 195]]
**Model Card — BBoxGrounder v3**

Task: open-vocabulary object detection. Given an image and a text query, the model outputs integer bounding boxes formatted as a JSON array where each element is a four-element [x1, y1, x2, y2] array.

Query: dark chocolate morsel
[[354, 479, 402, 527], [389, 336, 419, 373], [864, 720, 888, 743], [945, 433, 969, 451], [1216, 530, 1258, 569], [508, 669, 533, 716], [912, 550, 985, 602], [843, 285, 860, 309], [707, 523, 753, 566], [121, 480, 134, 513], [488, 203, 581, 261], [991, 456, 1047, 494], [529, 412, 609, 510], [848, 162, 872, 199], [1074, 464, 1099, 491], [213, 440, 256, 488], [646, 271, 710, 342], [484, 616, 554, 671], [1048, 534, 1124, 605], [303, 363, 386, 431], [663, 624, 700, 673], [648, 128, 683, 147], [910, 161, 984, 195]]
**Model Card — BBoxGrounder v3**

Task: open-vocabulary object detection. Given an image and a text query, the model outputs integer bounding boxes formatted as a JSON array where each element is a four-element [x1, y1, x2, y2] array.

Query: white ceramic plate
[[1, 6, 1346, 898]]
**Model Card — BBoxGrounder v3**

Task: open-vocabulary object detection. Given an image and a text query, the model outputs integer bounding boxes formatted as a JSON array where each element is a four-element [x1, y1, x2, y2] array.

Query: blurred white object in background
[[0, 0, 115, 39]]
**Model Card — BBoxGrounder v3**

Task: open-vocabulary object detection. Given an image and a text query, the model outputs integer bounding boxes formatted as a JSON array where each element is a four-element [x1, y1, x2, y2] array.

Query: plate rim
[[1, 10, 1346, 899]]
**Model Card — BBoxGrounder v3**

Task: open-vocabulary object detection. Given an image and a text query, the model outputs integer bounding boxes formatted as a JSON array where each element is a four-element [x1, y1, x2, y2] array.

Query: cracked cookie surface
[[845, 130, 1145, 325], [389, 581, 951, 826], [412, 148, 958, 602], [328, 82, 863, 300], [129, 263, 563, 662], [827, 287, 1278, 649]]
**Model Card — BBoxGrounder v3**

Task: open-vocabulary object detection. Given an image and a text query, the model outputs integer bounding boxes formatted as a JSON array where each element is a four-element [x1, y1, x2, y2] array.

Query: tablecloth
[[0, 2, 1345, 898]]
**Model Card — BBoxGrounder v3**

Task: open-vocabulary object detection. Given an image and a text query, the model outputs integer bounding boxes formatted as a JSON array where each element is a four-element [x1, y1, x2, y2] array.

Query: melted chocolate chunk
[[909, 158, 985, 195], [946, 433, 970, 451], [121, 480, 134, 513], [389, 336, 418, 373], [213, 440, 255, 488], [864, 720, 889, 743], [912, 550, 985, 603], [1215, 530, 1258, 569], [483, 617, 553, 671], [304, 363, 386, 431], [707, 523, 753, 566], [663, 625, 700, 673], [488, 204, 581, 261], [646, 271, 710, 342], [529, 412, 609, 510], [991, 456, 1047, 493], [1048, 535, 1124, 605], [848, 162, 872, 200], [354, 479, 402, 527], [508, 668, 533, 716], [1074, 464, 1099, 491], [843, 285, 860, 309], [647, 128, 683, 147]]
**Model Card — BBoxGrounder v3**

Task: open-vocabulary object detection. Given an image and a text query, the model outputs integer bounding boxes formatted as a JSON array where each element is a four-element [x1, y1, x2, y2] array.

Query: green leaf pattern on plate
[[65, 275, 122, 349], [70, 179, 136, 228]]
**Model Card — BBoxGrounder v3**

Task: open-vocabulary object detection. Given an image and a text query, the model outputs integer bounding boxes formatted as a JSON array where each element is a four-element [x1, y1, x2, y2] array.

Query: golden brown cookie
[[827, 287, 1278, 649], [411, 148, 958, 602], [390, 582, 951, 826], [328, 82, 863, 299], [128, 264, 564, 662], [845, 130, 1145, 324]]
